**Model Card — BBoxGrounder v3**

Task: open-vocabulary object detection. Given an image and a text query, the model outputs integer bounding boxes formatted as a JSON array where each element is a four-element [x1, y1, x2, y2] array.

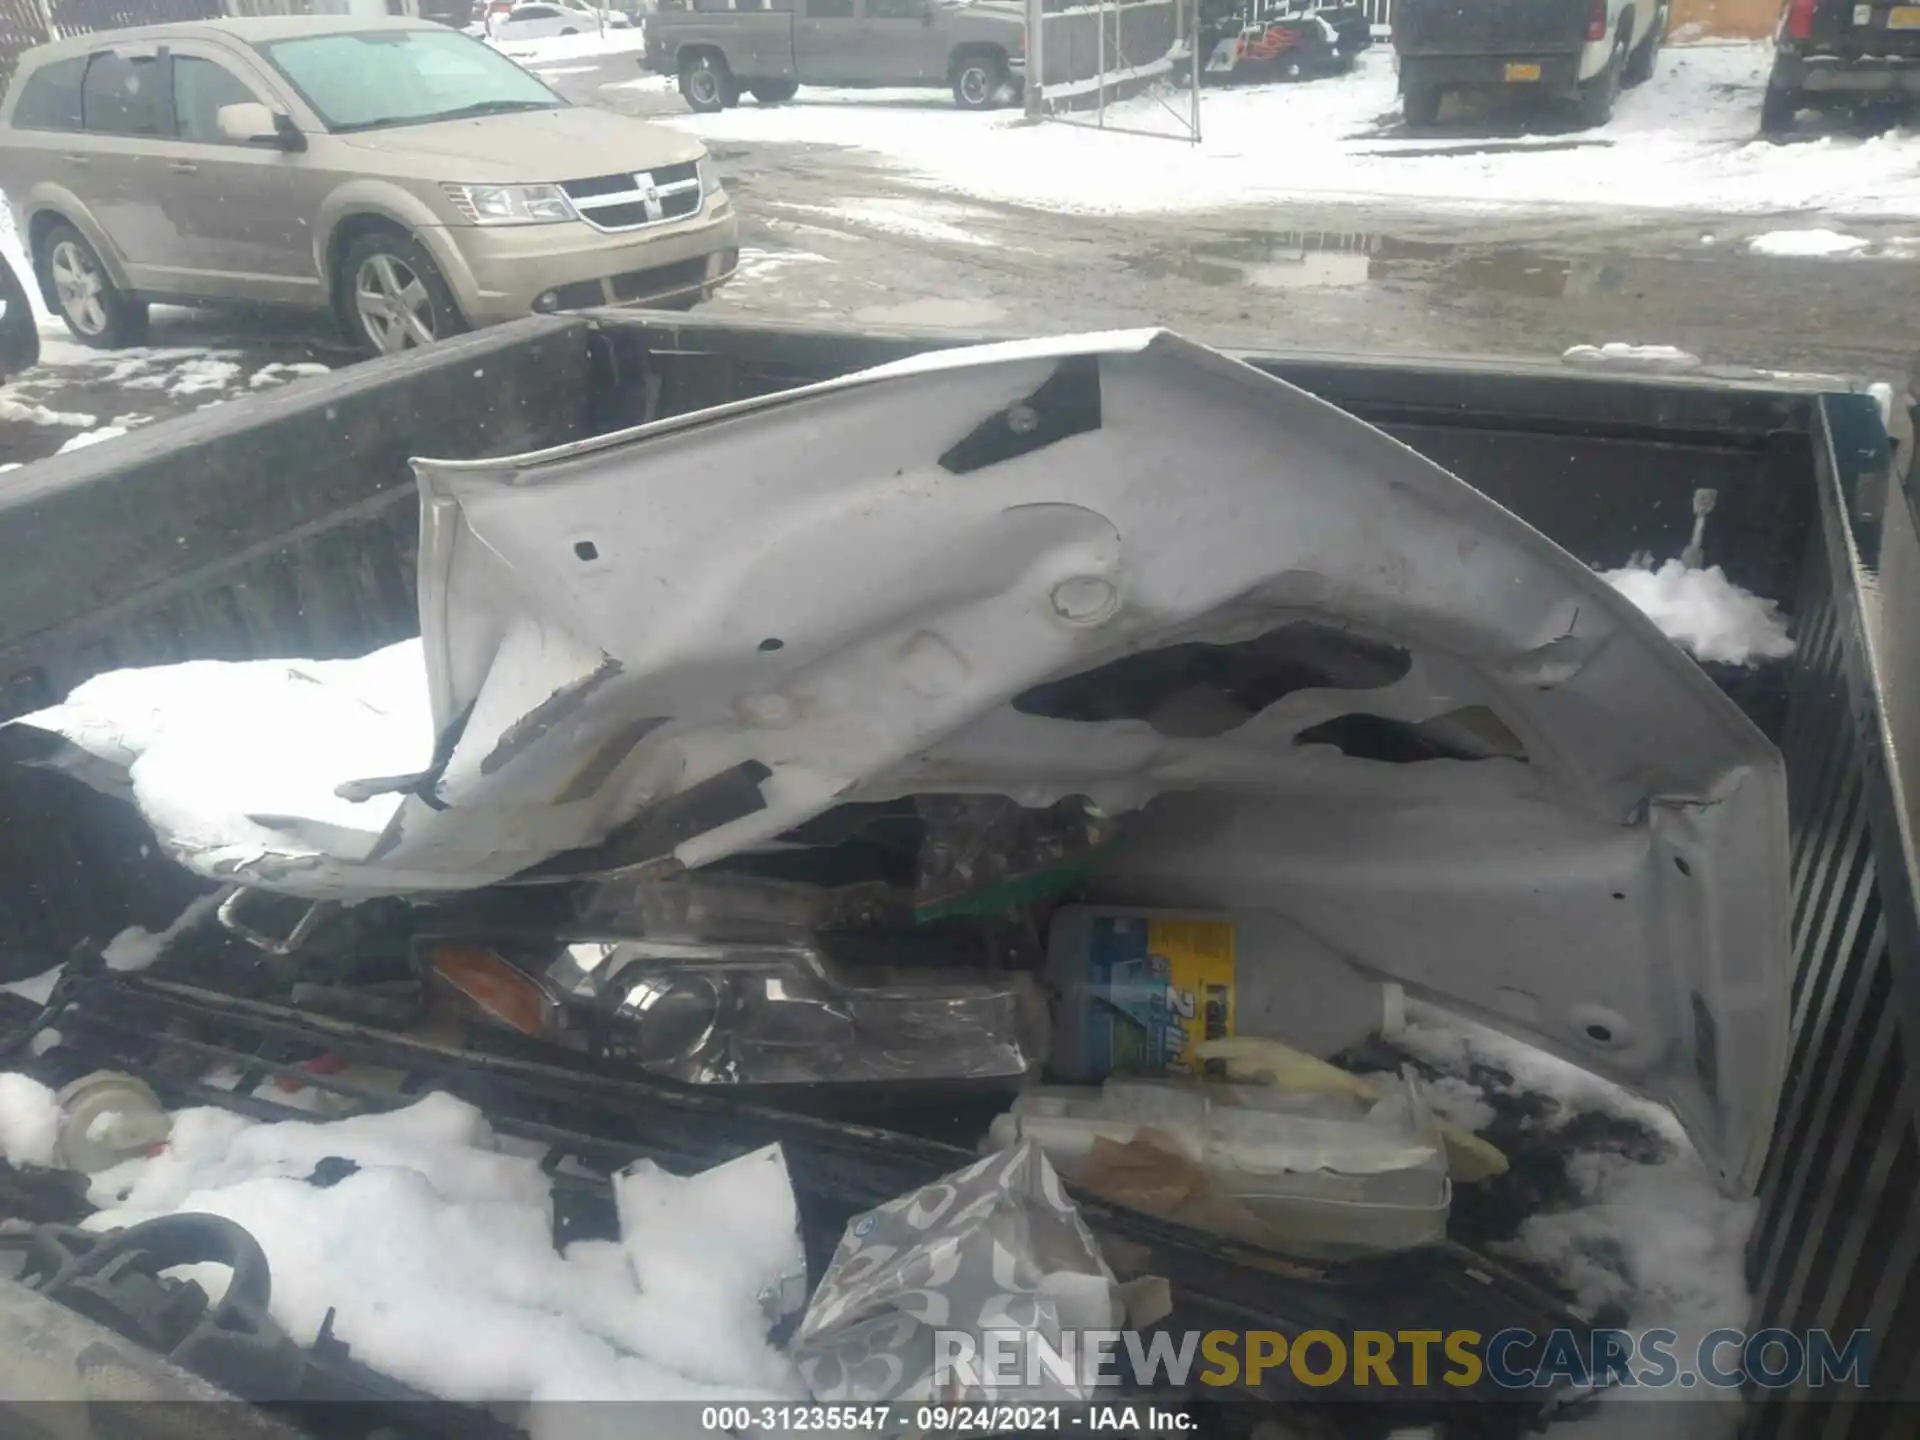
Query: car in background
[[1761, 0, 1920, 134], [645, 0, 1024, 111], [1390, 0, 1668, 128], [0, 17, 737, 354], [415, 0, 476, 24], [489, 0, 631, 34], [491, 1, 631, 40]]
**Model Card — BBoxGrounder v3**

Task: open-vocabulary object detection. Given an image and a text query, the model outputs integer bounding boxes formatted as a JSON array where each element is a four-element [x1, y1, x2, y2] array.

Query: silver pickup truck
[[642, 0, 1026, 111]]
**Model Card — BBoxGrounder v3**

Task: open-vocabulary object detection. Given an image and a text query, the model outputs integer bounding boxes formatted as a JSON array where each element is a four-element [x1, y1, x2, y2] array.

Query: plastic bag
[[793, 1141, 1117, 1403]]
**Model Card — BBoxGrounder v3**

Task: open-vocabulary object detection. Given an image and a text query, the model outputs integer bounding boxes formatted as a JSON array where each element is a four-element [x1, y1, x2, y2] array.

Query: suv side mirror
[[216, 102, 307, 152]]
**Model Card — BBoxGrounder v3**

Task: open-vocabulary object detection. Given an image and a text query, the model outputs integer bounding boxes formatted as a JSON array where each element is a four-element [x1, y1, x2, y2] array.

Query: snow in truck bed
[[0, 992, 1752, 1435]]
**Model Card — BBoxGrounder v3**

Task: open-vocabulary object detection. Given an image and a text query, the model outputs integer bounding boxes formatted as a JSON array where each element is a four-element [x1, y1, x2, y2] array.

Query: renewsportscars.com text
[[932, 1326, 1874, 1392]]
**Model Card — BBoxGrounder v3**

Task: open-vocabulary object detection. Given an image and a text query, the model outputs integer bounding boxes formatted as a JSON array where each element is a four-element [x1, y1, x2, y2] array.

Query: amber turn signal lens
[[429, 944, 553, 1037]]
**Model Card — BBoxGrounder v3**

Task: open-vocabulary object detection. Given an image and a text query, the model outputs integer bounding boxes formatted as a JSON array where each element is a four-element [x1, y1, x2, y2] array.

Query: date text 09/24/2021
[[698, 1407, 1193, 1433]]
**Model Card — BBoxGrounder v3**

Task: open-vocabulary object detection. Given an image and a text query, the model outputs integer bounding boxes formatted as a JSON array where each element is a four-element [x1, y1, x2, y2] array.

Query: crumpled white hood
[[6, 329, 1791, 1191]]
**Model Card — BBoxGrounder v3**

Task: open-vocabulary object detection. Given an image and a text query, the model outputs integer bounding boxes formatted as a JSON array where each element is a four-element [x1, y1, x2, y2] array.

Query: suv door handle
[[168, 160, 198, 173], [63, 154, 89, 166]]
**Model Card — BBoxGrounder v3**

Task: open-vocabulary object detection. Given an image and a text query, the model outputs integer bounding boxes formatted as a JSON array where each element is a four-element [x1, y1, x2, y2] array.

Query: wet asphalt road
[[5, 51, 1919, 467]]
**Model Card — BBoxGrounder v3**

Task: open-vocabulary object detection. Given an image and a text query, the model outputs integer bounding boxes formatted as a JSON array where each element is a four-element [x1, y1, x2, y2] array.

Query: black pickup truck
[[1762, 0, 1920, 133], [1391, 0, 1669, 126]]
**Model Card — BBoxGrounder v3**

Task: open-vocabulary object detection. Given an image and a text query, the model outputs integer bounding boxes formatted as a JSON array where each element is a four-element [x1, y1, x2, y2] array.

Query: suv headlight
[[441, 182, 576, 225], [696, 154, 721, 196]]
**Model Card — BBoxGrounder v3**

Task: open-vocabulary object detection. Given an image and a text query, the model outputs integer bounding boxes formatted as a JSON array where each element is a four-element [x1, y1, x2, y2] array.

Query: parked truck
[[0, 313, 1912, 1440], [1390, 0, 1669, 127], [642, 0, 1026, 111]]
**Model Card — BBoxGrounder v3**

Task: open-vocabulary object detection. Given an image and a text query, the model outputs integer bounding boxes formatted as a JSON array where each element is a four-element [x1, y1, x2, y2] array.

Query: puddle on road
[[1124, 228, 1632, 300]]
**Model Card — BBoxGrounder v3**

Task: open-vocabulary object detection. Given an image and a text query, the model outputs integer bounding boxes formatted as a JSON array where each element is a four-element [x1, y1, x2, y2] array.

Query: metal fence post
[[1024, 0, 1044, 118]]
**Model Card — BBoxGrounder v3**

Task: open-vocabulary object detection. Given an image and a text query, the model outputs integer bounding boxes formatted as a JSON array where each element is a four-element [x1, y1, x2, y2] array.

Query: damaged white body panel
[[10, 330, 1790, 1191]]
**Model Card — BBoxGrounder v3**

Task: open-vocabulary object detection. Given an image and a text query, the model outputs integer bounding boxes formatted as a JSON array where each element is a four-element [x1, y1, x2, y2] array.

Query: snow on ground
[[1400, 1004, 1753, 1430], [489, 25, 650, 64], [156, 357, 243, 397], [783, 198, 1001, 248], [664, 44, 1920, 218], [0, 394, 94, 427], [734, 247, 835, 287], [75, 1092, 805, 1402], [1602, 557, 1798, 665], [600, 71, 674, 94], [1748, 227, 1872, 257]]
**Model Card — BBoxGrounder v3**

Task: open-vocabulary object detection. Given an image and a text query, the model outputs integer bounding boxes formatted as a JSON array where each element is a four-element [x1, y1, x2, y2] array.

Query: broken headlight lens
[[550, 938, 1046, 1085], [441, 182, 575, 225]]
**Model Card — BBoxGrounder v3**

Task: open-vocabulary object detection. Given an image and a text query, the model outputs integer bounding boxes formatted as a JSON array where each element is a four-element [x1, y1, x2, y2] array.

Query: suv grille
[[560, 163, 704, 232]]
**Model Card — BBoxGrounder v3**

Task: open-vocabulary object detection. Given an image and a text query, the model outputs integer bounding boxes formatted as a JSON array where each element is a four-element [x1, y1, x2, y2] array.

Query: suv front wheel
[[39, 223, 146, 349], [339, 229, 467, 356]]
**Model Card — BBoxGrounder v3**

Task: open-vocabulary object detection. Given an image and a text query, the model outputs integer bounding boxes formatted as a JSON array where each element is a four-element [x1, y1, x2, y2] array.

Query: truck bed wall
[[0, 313, 1915, 1440], [0, 316, 599, 965]]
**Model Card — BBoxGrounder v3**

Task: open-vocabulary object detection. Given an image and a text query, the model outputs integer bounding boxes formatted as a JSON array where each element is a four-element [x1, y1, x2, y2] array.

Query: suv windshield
[[254, 28, 562, 133]]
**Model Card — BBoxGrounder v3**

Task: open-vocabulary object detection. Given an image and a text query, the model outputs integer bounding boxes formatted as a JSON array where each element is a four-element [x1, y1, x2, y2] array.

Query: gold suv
[[0, 16, 738, 351]]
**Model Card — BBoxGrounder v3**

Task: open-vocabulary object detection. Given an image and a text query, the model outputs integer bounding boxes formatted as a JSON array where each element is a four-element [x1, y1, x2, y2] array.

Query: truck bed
[[0, 312, 1915, 1440], [0, 313, 1851, 959]]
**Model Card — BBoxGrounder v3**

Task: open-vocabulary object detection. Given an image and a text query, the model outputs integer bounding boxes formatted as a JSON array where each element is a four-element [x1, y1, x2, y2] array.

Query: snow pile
[[1748, 228, 1869, 257], [0, 1072, 60, 1167], [1421, 1073, 1497, 1133], [615, 1146, 808, 1387], [1562, 342, 1702, 371], [1602, 558, 1797, 666], [11, 640, 435, 883], [82, 1092, 806, 1402], [1869, 380, 1896, 429], [55, 424, 127, 453], [1398, 1004, 1755, 1388], [249, 361, 333, 389], [1398, 1004, 1680, 1139], [1517, 1146, 1754, 1336], [100, 891, 222, 974], [0, 965, 62, 1006]]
